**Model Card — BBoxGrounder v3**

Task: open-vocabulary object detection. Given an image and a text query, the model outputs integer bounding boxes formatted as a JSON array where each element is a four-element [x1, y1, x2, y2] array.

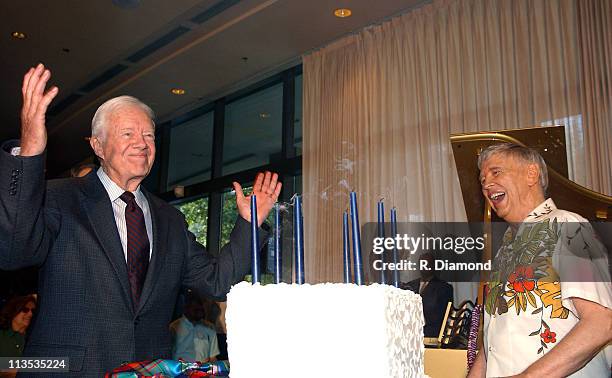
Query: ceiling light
[[171, 88, 185, 95], [11, 31, 26, 39], [334, 8, 352, 18], [259, 113, 271, 119]]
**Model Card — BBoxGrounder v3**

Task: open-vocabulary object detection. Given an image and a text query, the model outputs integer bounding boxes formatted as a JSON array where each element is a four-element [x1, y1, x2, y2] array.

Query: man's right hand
[[20, 63, 59, 156]]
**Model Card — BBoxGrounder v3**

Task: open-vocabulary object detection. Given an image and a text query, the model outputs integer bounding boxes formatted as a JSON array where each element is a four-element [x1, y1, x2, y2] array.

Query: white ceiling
[[0, 0, 425, 176]]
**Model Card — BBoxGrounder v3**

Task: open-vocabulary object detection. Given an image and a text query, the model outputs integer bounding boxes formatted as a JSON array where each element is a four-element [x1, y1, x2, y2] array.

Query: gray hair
[[477, 143, 549, 193], [91, 96, 155, 141]]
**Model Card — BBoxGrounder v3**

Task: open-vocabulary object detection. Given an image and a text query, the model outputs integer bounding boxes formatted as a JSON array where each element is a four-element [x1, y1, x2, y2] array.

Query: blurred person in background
[[0, 295, 36, 357], [402, 252, 454, 338], [170, 294, 220, 363], [214, 301, 228, 360], [70, 162, 97, 178]]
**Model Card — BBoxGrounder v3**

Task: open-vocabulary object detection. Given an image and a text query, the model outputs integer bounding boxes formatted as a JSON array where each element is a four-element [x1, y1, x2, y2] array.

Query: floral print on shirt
[[486, 217, 570, 354]]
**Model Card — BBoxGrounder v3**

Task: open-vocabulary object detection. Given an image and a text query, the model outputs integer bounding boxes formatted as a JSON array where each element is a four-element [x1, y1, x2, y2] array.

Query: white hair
[[91, 95, 155, 141], [477, 143, 549, 193]]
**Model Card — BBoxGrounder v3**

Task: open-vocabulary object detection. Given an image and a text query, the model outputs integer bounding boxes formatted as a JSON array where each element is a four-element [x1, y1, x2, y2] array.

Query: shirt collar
[[523, 198, 557, 222], [182, 316, 195, 329], [96, 167, 144, 202]]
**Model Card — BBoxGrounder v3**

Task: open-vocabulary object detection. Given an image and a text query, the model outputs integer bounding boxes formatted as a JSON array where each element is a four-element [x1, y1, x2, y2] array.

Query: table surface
[[424, 348, 468, 378]]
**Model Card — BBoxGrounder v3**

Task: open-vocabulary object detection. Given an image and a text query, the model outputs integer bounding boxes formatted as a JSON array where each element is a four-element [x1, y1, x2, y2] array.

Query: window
[[294, 74, 303, 155], [220, 186, 274, 246], [219, 188, 247, 249], [158, 65, 302, 261], [167, 112, 214, 191], [141, 133, 162, 192], [540, 114, 584, 185], [223, 83, 283, 175], [294, 174, 302, 195], [177, 197, 209, 247]]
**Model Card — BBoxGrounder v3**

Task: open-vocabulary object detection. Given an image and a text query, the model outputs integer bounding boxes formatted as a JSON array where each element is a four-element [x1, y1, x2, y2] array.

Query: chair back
[[438, 300, 475, 348]]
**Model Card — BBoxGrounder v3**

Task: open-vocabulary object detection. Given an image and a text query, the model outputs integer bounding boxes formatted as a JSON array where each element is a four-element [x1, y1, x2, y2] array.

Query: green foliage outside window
[[177, 197, 208, 247], [176, 187, 275, 252], [221, 186, 274, 249], [220, 187, 251, 248]]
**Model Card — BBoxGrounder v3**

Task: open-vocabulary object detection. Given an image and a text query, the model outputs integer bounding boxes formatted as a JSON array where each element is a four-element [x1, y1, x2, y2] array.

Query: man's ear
[[90, 136, 104, 160], [526, 163, 540, 187]]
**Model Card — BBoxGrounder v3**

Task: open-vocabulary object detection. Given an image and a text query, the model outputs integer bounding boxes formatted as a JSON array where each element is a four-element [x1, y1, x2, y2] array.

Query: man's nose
[[132, 134, 148, 148], [481, 173, 492, 187]]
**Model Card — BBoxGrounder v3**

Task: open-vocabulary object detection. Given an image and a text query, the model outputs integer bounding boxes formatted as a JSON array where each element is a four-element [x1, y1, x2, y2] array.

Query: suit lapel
[[137, 191, 169, 313], [81, 173, 134, 312]]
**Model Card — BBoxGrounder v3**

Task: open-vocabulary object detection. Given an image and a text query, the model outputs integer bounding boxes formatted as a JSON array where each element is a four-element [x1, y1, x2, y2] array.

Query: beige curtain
[[577, 0, 612, 195], [302, 0, 610, 284]]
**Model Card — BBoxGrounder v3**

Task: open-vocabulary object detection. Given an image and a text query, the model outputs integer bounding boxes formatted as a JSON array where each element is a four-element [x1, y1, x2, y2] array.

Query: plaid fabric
[[105, 359, 229, 377]]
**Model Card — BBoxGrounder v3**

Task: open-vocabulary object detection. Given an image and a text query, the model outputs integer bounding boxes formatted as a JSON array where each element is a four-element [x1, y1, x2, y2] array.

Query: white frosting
[[226, 282, 425, 378]]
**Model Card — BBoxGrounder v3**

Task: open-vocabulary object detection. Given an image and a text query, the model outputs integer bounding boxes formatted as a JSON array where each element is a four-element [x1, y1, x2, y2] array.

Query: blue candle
[[377, 200, 386, 285], [294, 195, 305, 284], [349, 192, 364, 285], [250, 195, 260, 284], [274, 203, 282, 284], [390, 207, 399, 288], [343, 211, 351, 284]]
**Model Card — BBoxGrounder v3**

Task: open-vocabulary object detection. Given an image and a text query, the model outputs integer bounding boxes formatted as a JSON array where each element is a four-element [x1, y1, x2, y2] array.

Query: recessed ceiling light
[[171, 88, 185, 95], [334, 8, 352, 18], [11, 31, 26, 39], [259, 113, 271, 119]]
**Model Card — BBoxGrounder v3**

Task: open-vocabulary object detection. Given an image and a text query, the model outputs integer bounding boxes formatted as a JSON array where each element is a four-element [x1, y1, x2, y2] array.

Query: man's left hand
[[234, 171, 282, 226]]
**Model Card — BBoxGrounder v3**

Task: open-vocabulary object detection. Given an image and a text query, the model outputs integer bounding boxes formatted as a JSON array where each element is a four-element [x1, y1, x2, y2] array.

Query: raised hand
[[233, 171, 282, 226], [20, 63, 59, 156]]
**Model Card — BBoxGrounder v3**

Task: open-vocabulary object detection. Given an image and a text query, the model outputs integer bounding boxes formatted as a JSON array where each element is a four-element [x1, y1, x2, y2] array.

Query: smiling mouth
[[488, 192, 505, 205]]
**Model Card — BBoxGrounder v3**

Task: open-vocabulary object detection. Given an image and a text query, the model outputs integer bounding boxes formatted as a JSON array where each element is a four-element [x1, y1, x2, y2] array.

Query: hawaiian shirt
[[483, 199, 612, 377]]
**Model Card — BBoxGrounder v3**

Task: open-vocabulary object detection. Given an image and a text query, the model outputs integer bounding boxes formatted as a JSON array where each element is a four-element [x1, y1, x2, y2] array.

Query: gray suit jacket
[[0, 141, 262, 376]]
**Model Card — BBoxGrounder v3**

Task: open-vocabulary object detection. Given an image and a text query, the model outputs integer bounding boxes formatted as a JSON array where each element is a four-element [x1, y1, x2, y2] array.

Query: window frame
[[159, 65, 302, 255]]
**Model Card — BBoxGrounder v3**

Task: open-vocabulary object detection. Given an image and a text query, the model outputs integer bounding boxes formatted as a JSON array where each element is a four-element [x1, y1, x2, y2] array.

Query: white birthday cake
[[226, 282, 425, 378]]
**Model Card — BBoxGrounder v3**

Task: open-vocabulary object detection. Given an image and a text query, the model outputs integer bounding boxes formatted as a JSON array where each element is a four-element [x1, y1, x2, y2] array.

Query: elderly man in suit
[[0, 64, 281, 376]]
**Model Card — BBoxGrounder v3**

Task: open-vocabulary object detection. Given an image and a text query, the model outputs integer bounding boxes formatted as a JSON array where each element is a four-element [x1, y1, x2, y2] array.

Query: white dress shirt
[[97, 168, 153, 261]]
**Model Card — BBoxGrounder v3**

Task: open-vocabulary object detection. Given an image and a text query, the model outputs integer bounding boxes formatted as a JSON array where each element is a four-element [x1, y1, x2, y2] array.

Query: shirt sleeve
[[209, 331, 220, 358], [554, 219, 612, 313]]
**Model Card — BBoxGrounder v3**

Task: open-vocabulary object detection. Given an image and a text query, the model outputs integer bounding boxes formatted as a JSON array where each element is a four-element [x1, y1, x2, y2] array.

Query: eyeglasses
[[21, 307, 35, 314]]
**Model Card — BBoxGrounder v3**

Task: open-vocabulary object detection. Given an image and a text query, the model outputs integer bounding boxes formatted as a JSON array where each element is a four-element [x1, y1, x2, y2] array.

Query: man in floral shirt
[[468, 143, 612, 377]]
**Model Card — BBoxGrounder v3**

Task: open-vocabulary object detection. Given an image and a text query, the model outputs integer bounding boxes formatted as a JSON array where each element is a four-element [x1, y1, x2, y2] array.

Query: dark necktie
[[120, 191, 149, 309]]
